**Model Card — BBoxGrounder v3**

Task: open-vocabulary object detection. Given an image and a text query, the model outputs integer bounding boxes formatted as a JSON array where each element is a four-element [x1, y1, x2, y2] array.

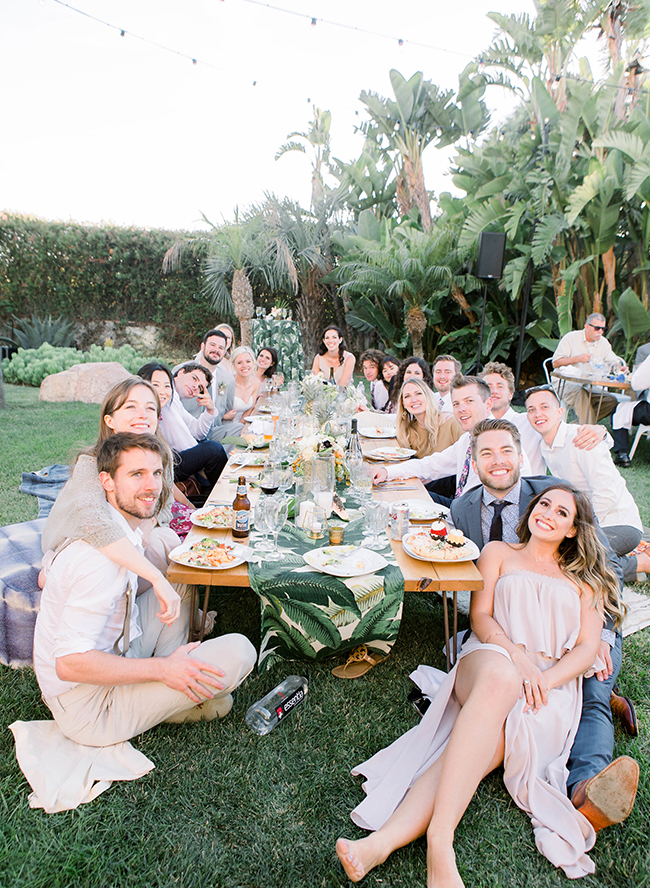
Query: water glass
[[363, 500, 390, 550], [253, 498, 273, 551], [266, 496, 289, 561]]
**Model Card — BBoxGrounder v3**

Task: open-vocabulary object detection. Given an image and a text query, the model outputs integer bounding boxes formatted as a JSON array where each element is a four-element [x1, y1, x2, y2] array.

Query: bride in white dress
[[231, 346, 261, 422], [336, 484, 623, 887]]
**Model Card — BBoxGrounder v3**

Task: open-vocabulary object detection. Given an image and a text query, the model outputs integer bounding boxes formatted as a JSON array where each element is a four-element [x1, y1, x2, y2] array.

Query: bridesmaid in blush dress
[[336, 484, 623, 887]]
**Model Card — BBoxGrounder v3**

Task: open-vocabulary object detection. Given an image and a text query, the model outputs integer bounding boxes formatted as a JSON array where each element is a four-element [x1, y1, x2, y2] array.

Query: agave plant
[[11, 314, 75, 349]]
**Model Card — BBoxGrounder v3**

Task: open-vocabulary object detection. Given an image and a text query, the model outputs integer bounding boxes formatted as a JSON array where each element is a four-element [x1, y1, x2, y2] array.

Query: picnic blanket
[[248, 512, 404, 672], [20, 464, 70, 519], [0, 519, 45, 668]]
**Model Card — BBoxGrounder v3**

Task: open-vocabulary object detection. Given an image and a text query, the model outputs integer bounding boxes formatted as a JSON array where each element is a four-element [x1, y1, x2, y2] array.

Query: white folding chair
[[630, 425, 650, 459]]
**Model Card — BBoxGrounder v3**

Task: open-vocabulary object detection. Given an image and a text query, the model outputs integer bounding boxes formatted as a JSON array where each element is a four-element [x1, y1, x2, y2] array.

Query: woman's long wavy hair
[[387, 357, 434, 412], [517, 483, 625, 628], [318, 325, 346, 365], [79, 377, 173, 516], [396, 379, 444, 456]]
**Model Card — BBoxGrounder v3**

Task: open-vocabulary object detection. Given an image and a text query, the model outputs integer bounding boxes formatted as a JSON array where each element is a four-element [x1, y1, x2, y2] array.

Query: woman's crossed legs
[[337, 649, 520, 888]]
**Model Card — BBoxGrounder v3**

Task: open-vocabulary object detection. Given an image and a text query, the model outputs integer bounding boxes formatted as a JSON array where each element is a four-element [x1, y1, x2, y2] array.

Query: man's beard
[[204, 352, 222, 366], [114, 490, 159, 520], [477, 465, 520, 493]]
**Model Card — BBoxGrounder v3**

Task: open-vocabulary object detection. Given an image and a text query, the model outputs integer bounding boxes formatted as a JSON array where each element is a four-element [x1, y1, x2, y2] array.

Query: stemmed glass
[[277, 461, 294, 495], [350, 460, 373, 504], [363, 500, 390, 550], [265, 497, 289, 561]]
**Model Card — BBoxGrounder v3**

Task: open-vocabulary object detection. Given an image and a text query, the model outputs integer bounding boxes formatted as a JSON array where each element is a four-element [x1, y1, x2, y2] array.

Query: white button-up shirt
[[33, 507, 144, 700], [386, 429, 533, 492], [539, 421, 642, 530], [158, 390, 214, 452], [553, 329, 620, 378]]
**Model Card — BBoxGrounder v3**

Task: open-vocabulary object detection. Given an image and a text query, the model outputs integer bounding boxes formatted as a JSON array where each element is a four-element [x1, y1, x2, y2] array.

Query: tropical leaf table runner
[[251, 316, 304, 381], [248, 512, 404, 672]]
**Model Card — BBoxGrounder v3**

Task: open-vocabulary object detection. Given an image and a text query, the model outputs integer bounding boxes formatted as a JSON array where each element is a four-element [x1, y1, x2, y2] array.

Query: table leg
[[453, 591, 458, 665], [187, 584, 211, 643], [442, 591, 451, 672]]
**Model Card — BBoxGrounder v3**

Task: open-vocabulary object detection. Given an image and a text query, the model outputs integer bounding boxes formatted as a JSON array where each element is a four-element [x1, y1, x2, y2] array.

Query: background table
[[551, 370, 632, 421]]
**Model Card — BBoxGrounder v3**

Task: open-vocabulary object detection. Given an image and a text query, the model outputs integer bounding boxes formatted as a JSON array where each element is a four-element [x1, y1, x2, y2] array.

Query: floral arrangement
[[293, 432, 349, 483]]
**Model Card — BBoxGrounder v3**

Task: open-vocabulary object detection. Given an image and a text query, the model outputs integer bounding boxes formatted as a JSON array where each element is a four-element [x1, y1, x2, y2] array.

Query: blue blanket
[[0, 519, 45, 668]]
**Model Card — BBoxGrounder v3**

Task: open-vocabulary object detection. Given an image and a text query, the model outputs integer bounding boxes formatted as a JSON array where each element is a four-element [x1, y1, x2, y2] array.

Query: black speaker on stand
[[475, 231, 506, 371]]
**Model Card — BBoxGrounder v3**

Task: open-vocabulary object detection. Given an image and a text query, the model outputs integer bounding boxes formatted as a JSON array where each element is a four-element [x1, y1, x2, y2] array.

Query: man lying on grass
[[33, 432, 255, 746]]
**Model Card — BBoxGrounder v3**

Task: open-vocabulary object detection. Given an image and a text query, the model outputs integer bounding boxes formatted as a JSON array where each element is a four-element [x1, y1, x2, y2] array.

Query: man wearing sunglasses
[[552, 312, 627, 423]]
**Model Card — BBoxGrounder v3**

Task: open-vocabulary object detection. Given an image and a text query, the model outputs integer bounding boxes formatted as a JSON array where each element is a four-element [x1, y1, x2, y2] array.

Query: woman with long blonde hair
[[337, 483, 626, 885], [395, 379, 462, 457]]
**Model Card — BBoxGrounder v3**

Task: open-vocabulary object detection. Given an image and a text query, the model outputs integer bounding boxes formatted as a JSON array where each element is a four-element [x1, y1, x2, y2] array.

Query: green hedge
[[0, 213, 217, 349], [2, 343, 150, 387]]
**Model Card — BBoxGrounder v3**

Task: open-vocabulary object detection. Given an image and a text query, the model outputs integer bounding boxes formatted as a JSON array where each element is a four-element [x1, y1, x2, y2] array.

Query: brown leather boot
[[571, 756, 639, 831], [610, 686, 639, 737]]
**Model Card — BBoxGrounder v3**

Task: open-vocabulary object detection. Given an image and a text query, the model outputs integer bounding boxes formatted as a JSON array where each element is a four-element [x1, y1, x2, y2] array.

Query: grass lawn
[[0, 384, 648, 888]]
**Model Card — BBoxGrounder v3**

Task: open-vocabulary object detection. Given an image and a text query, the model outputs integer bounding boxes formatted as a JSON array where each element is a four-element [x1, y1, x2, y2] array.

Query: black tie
[[489, 501, 509, 542]]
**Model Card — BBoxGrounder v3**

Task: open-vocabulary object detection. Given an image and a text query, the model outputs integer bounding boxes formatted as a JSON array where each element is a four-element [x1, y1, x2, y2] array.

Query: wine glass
[[259, 463, 280, 496], [266, 497, 289, 561], [363, 500, 390, 550], [277, 461, 294, 495]]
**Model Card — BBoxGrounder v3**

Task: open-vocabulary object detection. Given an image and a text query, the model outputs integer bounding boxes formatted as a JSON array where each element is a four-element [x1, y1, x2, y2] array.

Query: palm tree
[[336, 223, 467, 358], [163, 210, 271, 347], [261, 195, 339, 364], [275, 106, 335, 211]]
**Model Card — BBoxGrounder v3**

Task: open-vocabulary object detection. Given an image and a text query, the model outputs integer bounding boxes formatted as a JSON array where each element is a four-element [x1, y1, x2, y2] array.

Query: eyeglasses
[[588, 323, 606, 332]]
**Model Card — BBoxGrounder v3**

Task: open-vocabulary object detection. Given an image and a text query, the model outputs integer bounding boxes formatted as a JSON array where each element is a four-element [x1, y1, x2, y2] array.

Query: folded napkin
[[10, 720, 154, 813], [247, 419, 274, 435]]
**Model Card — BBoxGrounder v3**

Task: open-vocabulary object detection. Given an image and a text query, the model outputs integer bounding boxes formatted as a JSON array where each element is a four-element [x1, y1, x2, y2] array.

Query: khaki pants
[[562, 382, 617, 424], [47, 587, 256, 746]]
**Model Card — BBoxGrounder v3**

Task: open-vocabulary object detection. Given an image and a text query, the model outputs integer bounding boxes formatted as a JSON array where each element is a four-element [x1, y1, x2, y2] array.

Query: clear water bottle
[[245, 676, 308, 735]]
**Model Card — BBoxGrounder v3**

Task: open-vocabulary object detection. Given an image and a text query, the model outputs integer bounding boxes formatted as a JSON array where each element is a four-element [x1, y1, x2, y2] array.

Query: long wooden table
[[167, 431, 483, 669]]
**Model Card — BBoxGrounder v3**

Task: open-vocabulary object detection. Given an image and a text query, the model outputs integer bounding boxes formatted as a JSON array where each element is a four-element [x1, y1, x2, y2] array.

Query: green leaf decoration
[[280, 599, 342, 646], [350, 596, 403, 643]]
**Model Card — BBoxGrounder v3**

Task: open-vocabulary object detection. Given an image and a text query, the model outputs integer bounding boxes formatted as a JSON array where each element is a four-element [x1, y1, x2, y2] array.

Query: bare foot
[[427, 837, 464, 888], [336, 837, 380, 883]]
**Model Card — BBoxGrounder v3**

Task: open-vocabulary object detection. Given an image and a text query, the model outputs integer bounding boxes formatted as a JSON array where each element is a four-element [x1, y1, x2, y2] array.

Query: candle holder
[[304, 505, 327, 540]]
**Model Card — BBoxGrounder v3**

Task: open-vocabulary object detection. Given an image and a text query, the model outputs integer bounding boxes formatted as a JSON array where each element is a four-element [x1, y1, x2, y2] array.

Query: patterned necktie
[[489, 500, 510, 541], [439, 396, 445, 410], [454, 444, 472, 498]]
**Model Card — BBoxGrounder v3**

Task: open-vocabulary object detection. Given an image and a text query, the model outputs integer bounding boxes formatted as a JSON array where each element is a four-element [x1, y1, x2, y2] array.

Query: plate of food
[[401, 530, 480, 563], [251, 436, 270, 449], [190, 504, 233, 529], [230, 452, 267, 467], [169, 537, 249, 570], [399, 500, 449, 522], [303, 545, 388, 577], [365, 446, 416, 462], [257, 405, 272, 414], [359, 426, 397, 439]]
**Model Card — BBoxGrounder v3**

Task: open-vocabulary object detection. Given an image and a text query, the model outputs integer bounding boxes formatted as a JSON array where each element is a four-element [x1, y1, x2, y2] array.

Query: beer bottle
[[232, 475, 250, 538]]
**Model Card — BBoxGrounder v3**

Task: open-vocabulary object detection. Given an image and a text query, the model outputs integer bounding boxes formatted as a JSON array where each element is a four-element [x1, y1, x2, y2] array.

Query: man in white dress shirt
[[552, 313, 625, 423], [480, 361, 610, 475], [432, 354, 461, 414], [525, 385, 648, 581], [33, 433, 256, 747], [372, 375, 532, 505]]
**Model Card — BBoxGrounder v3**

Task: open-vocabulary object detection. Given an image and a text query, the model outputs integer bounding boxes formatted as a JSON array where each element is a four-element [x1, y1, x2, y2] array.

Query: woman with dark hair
[[137, 362, 227, 492], [386, 357, 434, 413], [42, 377, 183, 623], [337, 483, 623, 884], [255, 346, 279, 381], [311, 325, 355, 386], [380, 355, 400, 402]]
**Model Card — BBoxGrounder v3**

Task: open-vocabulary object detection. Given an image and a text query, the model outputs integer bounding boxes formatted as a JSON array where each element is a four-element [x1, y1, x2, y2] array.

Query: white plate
[[169, 538, 250, 570], [398, 499, 449, 522], [303, 545, 388, 577], [230, 452, 267, 467], [191, 504, 233, 529], [359, 427, 397, 439], [401, 532, 480, 563], [365, 446, 416, 461]]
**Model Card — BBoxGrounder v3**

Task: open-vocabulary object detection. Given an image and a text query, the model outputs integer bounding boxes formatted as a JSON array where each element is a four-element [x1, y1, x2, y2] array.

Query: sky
[[1, 0, 542, 232]]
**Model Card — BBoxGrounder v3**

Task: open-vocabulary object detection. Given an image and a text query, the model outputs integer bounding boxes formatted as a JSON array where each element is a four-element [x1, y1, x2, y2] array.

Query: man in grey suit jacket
[[449, 417, 638, 834]]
